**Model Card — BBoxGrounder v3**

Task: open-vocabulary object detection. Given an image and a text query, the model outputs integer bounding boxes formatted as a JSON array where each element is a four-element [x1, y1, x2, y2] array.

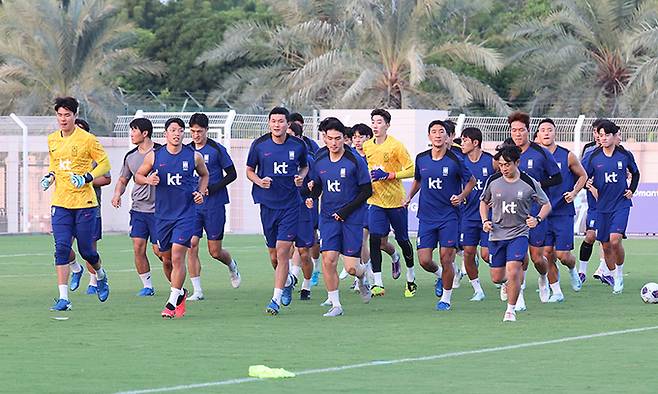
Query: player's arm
[[88, 137, 111, 179], [527, 180, 552, 228], [40, 139, 56, 190], [111, 176, 129, 208], [625, 152, 640, 199], [134, 152, 158, 185], [479, 179, 493, 231], [540, 170, 562, 188], [194, 152, 210, 195], [207, 165, 237, 195], [93, 173, 111, 187], [405, 179, 421, 207], [246, 166, 271, 189], [564, 151, 587, 203], [334, 183, 373, 221], [452, 175, 476, 206], [394, 145, 415, 180]]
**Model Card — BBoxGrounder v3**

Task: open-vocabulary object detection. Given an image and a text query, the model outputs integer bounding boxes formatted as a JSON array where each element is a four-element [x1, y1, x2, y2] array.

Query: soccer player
[[134, 117, 209, 318], [186, 113, 240, 301], [308, 117, 373, 316], [289, 112, 320, 155], [111, 117, 162, 296], [537, 118, 586, 301], [405, 120, 475, 311], [363, 109, 416, 297], [460, 127, 494, 301], [246, 107, 309, 315], [507, 111, 561, 309], [582, 120, 640, 294], [480, 144, 551, 322], [40, 97, 111, 311]]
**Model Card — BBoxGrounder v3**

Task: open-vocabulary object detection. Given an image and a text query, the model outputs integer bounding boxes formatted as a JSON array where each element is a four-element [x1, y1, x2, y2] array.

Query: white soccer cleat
[[538, 277, 550, 303], [452, 263, 462, 288], [229, 265, 241, 289], [470, 291, 486, 302], [515, 292, 527, 312], [339, 268, 349, 280], [548, 293, 565, 303], [613, 277, 624, 294], [499, 283, 508, 301], [323, 306, 344, 317], [569, 270, 582, 292], [320, 298, 332, 307], [503, 311, 516, 322], [187, 292, 204, 301], [358, 278, 372, 304]]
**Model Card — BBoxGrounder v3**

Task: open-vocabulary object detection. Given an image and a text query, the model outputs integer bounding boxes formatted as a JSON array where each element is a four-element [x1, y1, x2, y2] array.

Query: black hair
[[597, 119, 620, 135], [289, 112, 304, 124], [269, 106, 290, 120], [189, 113, 209, 129], [164, 117, 185, 130], [507, 111, 530, 129], [532, 130, 539, 140], [351, 123, 373, 139], [427, 120, 447, 133], [538, 118, 555, 128], [129, 117, 154, 138], [371, 108, 391, 124], [74, 118, 90, 132], [453, 137, 462, 146], [345, 126, 353, 139], [318, 117, 346, 135], [494, 144, 522, 163], [444, 119, 456, 136], [54, 96, 78, 114], [289, 122, 303, 137], [461, 127, 482, 147], [592, 118, 606, 129]]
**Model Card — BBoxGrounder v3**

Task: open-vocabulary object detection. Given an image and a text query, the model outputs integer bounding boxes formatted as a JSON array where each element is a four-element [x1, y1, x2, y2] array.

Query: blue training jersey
[[415, 148, 472, 223], [583, 146, 639, 213], [312, 146, 371, 225], [153, 145, 197, 220], [192, 138, 233, 209], [581, 150, 597, 212], [519, 142, 560, 214], [548, 145, 576, 216], [462, 151, 494, 222], [247, 133, 308, 210]]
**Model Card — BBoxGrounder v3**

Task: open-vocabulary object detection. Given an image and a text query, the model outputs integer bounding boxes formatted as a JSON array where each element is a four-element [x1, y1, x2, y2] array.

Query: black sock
[[369, 236, 383, 273], [579, 241, 593, 261], [398, 239, 414, 267]]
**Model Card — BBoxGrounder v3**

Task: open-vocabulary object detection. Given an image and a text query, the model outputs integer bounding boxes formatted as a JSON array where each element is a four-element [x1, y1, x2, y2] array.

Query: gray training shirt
[[120, 144, 159, 213], [480, 172, 549, 241]]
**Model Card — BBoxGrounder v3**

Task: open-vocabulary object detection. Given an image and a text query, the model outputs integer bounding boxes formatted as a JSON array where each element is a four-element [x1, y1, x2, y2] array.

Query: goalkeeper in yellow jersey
[[363, 109, 416, 297], [41, 97, 112, 311]]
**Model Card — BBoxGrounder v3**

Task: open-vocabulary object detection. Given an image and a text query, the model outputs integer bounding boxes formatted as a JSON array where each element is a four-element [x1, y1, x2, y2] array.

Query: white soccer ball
[[640, 282, 658, 304]]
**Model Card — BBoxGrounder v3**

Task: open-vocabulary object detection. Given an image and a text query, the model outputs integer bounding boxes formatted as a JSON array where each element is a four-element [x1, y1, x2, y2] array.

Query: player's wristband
[[535, 216, 542, 223], [482, 219, 492, 225], [83, 173, 94, 183]]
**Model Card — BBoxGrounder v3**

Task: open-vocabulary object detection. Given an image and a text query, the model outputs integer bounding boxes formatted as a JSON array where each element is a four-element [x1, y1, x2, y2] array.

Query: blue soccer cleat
[[138, 287, 155, 297], [50, 298, 71, 311], [310, 270, 320, 287], [86, 285, 97, 295], [435, 277, 443, 297], [96, 276, 110, 302], [266, 299, 280, 315], [436, 301, 451, 311], [69, 266, 84, 291], [281, 275, 297, 306]]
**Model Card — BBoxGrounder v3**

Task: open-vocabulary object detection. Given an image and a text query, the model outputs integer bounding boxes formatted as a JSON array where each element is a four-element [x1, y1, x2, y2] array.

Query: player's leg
[[417, 221, 442, 296], [321, 250, 342, 316], [270, 207, 298, 312], [368, 206, 389, 295], [388, 207, 416, 296], [156, 219, 175, 283], [462, 221, 485, 300], [50, 207, 75, 310], [552, 215, 580, 293], [129, 210, 155, 295], [206, 205, 240, 287], [608, 208, 629, 294], [74, 207, 109, 302], [81, 212, 102, 291], [579, 211, 597, 281], [187, 235, 204, 300], [529, 245, 549, 303], [544, 245, 564, 302], [436, 219, 459, 309], [162, 218, 193, 318], [503, 260, 523, 322]]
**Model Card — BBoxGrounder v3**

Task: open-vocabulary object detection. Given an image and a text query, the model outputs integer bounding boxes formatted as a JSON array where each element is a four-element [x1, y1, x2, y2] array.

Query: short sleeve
[[626, 151, 639, 174], [246, 141, 259, 169], [414, 156, 421, 181], [298, 143, 308, 168], [219, 145, 234, 169], [480, 180, 492, 202], [356, 156, 371, 186], [532, 179, 550, 205]]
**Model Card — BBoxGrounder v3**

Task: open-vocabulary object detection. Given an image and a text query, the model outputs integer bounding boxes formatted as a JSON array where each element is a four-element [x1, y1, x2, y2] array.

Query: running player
[[186, 113, 240, 301], [507, 111, 561, 309], [537, 118, 586, 301], [363, 109, 416, 297], [40, 97, 111, 311], [460, 127, 494, 301], [582, 120, 640, 294], [308, 117, 373, 316], [246, 107, 309, 315], [480, 144, 551, 322], [405, 120, 475, 311], [134, 117, 209, 318], [111, 117, 162, 296]]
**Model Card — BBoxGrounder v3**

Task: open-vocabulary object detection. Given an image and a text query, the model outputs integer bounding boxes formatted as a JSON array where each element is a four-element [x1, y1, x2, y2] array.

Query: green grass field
[[3, 234, 658, 393]]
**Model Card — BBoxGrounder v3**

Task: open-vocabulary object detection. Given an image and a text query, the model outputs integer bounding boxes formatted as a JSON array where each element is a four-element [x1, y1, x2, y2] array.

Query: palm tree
[[197, 0, 509, 113], [0, 0, 163, 128], [507, 0, 658, 117]]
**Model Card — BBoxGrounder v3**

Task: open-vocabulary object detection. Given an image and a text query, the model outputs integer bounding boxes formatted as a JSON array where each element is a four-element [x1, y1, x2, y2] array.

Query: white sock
[[616, 264, 624, 280], [406, 266, 415, 282], [538, 273, 547, 288], [579, 261, 588, 274], [290, 265, 301, 280], [285, 273, 294, 287], [470, 278, 483, 294], [190, 276, 202, 294], [599, 259, 608, 274], [522, 270, 528, 289], [374, 272, 383, 287], [302, 279, 311, 291], [58, 284, 68, 300], [569, 267, 577, 275], [69, 260, 82, 273], [506, 303, 515, 314], [440, 288, 452, 304], [328, 290, 341, 307], [550, 282, 563, 296], [229, 260, 237, 272], [391, 251, 399, 261], [167, 287, 181, 307], [96, 267, 106, 281], [312, 258, 319, 271], [517, 289, 525, 305], [89, 273, 98, 286], [272, 288, 283, 305], [432, 269, 440, 277], [139, 272, 152, 289]]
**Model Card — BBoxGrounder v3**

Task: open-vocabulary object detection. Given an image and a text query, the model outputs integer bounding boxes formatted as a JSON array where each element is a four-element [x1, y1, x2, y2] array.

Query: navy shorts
[[93, 213, 102, 242], [295, 218, 315, 248], [260, 205, 299, 248], [311, 201, 319, 230], [417, 219, 458, 249], [585, 210, 597, 231], [319, 218, 363, 257], [545, 215, 574, 251], [129, 210, 158, 244], [460, 219, 489, 248], [51, 206, 99, 265], [368, 205, 409, 241], [489, 236, 529, 268], [596, 208, 629, 242], [194, 205, 226, 241], [156, 216, 194, 252], [528, 219, 548, 248]]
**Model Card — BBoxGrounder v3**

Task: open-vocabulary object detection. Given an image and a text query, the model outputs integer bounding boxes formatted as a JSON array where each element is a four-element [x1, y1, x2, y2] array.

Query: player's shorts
[[129, 210, 158, 244], [51, 206, 99, 265], [545, 215, 574, 251], [596, 208, 629, 242], [363, 205, 371, 230], [295, 218, 315, 248], [194, 205, 226, 241], [416, 219, 458, 249], [311, 201, 319, 230], [585, 210, 597, 231], [528, 218, 548, 247], [489, 236, 529, 268], [260, 205, 299, 248], [319, 217, 363, 257], [460, 219, 489, 248], [368, 205, 409, 241], [93, 213, 102, 242], [156, 216, 194, 252]]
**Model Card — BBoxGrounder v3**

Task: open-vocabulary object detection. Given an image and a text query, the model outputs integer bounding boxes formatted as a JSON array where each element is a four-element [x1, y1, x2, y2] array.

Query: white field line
[[115, 325, 658, 394]]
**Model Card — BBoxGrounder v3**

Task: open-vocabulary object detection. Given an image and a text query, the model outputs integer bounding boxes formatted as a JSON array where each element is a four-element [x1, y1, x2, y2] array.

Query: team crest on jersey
[[482, 168, 488, 176], [203, 154, 209, 163], [289, 150, 295, 160], [517, 191, 523, 198], [71, 146, 78, 157], [442, 167, 449, 176], [527, 159, 534, 169], [617, 161, 623, 169], [182, 161, 189, 171], [383, 153, 390, 161], [340, 168, 346, 178]]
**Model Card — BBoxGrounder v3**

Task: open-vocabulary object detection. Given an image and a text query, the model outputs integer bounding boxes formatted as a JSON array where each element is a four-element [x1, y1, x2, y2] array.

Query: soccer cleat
[[187, 292, 204, 301], [281, 275, 297, 306], [69, 266, 84, 291], [358, 280, 372, 303], [96, 276, 110, 302], [371, 285, 385, 297], [500, 283, 508, 301], [601, 274, 614, 286], [50, 298, 71, 311], [548, 293, 565, 303], [229, 262, 241, 288], [515, 293, 527, 312], [452, 265, 462, 289], [391, 259, 401, 280], [435, 277, 443, 298], [470, 291, 486, 302], [339, 268, 349, 280], [349, 278, 358, 291], [578, 272, 587, 285], [436, 301, 451, 311], [320, 298, 332, 307], [612, 277, 624, 294], [137, 287, 155, 297], [266, 299, 280, 315], [592, 267, 603, 281], [503, 311, 516, 322], [310, 270, 320, 287], [300, 289, 311, 301], [323, 306, 344, 317], [570, 270, 582, 292], [174, 288, 188, 318], [86, 285, 97, 295], [538, 277, 550, 303], [404, 281, 417, 298], [161, 307, 175, 319]]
